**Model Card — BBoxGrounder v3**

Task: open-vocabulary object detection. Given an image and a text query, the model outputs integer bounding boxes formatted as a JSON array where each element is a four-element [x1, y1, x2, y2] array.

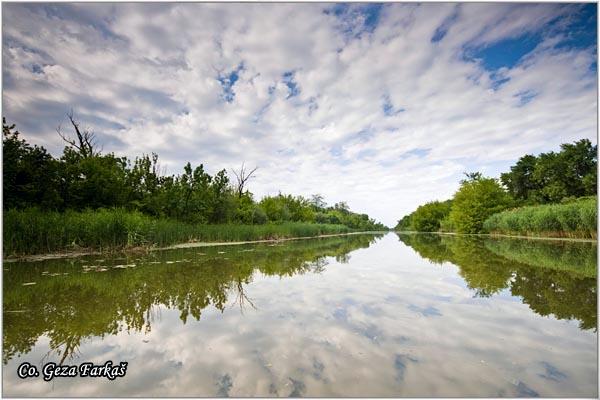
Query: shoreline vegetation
[[3, 207, 383, 258], [3, 117, 387, 257], [396, 230, 597, 243], [4, 222, 384, 262], [395, 139, 597, 239]]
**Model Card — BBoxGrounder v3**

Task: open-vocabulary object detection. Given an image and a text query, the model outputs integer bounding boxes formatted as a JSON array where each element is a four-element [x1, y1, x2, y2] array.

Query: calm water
[[2, 233, 597, 397]]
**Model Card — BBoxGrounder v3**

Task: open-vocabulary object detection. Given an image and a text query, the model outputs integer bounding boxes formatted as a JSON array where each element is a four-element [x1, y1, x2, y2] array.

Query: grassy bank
[[3, 208, 354, 256], [482, 197, 597, 239]]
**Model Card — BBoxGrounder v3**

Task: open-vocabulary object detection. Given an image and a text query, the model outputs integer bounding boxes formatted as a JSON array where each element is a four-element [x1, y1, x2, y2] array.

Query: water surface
[[3, 233, 597, 396]]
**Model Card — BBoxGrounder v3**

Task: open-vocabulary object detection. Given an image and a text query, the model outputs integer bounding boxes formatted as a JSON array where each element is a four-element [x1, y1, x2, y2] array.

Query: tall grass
[[3, 208, 353, 256], [482, 196, 597, 239]]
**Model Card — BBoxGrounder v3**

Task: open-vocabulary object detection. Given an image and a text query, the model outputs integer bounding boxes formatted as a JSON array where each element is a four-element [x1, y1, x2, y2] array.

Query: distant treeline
[[396, 139, 597, 237], [3, 117, 386, 232]]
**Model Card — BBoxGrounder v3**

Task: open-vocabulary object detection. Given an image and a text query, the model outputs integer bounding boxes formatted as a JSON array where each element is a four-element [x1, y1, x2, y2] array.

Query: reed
[[3, 208, 353, 256], [482, 196, 597, 239]]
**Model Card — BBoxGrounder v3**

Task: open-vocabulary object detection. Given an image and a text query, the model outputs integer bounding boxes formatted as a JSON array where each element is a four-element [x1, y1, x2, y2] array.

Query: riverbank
[[3, 208, 378, 258], [394, 230, 597, 243], [395, 196, 597, 240], [3, 231, 383, 262]]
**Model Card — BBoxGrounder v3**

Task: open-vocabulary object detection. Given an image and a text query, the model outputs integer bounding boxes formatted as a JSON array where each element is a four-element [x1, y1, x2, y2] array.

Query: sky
[[2, 3, 597, 227]]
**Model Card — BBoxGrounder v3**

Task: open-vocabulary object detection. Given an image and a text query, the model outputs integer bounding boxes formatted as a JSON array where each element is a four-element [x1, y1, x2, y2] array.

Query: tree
[[231, 162, 258, 199], [500, 154, 539, 202], [334, 201, 349, 213], [2, 118, 387, 230], [501, 139, 597, 204], [310, 194, 326, 209], [557, 139, 597, 198], [447, 173, 513, 233], [3, 118, 62, 210], [395, 214, 413, 231], [409, 200, 452, 232], [56, 111, 100, 158]]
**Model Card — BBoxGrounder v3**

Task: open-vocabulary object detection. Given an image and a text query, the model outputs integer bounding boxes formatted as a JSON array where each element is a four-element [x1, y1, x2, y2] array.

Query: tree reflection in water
[[397, 233, 597, 331], [3, 234, 382, 364]]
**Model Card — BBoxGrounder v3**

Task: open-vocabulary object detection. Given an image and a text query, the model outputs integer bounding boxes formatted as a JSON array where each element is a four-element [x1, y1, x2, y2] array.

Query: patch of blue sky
[[382, 94, 405, 116], [489, 71, 511, 91], [431, 5, 460, 43], [465, 4, 596, 72], [324, 3, 384, 39], [217, 62, 244, 103], [553, 4, 597, 53], [282, 71, 300, 98], [514, 90, 538, 107], [29, 63, 44, 74], [465, 32, 542, 71]]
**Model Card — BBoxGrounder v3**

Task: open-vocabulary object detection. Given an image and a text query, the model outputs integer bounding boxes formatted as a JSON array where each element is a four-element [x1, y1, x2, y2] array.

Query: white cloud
[[2, 3, 596, 226]]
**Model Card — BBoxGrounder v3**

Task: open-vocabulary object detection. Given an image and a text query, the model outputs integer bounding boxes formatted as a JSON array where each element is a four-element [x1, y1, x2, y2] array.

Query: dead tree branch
[[231, 162, 258, 198], [56, 110, 99, 158]]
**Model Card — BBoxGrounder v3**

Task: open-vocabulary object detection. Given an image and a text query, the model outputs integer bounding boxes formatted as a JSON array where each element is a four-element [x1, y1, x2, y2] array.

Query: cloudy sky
[[2, 3, 597, 226]]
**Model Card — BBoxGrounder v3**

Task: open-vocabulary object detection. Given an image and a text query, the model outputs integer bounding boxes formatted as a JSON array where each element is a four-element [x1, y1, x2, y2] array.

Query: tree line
[[3, 117, 386, 231], [396, 139, 597, 234]]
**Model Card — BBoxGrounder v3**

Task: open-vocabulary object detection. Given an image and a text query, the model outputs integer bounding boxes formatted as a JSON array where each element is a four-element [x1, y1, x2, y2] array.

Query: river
[[2, 233, 597, 396]]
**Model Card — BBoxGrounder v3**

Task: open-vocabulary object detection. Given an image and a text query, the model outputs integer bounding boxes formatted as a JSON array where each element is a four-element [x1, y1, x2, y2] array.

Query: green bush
[[409, 200, 452, 232], [447, 174, 513, 234]]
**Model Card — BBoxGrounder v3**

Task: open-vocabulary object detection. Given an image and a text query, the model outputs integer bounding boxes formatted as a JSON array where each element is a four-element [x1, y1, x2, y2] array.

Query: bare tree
[[231, 162, 258, 199], [232, 278, 257, 315], [310, 194, 326, 209], [56, 110, 99, 158]]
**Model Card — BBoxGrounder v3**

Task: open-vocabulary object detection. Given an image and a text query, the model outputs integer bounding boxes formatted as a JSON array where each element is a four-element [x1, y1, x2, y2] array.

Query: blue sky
[[2, 3, 597, 226]]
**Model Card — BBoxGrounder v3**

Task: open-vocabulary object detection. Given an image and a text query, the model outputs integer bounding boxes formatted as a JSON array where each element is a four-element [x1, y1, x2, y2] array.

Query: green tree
[[59, 150, 130, 210], [500, 154, 539, 202], [501, 139, 596, 204], [3, 118, 62, 210], [409, 200, 452, 232], [448, 173, 513, 233], [2, 119, 386, 230], [395, 214, 413, 231]]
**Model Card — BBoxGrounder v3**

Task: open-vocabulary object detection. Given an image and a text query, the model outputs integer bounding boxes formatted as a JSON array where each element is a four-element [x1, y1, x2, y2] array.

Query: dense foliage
[[500, 139, 597, 204], [482, 196, 597, 239], [396, 139, 597, 236], [446, 173, 513, 234], [396, 200, 452, 232], [3, 119, 386, 234]]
